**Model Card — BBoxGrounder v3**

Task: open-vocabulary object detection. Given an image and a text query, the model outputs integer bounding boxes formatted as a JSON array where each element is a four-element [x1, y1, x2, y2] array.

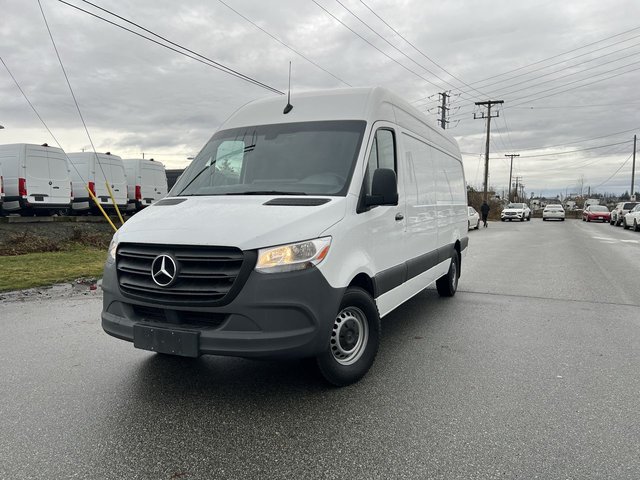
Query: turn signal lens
[[256, 237, 331, 273]]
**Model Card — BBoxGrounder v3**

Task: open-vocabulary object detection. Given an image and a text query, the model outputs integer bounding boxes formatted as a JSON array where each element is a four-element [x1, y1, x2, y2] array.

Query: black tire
[[475, 220, 480, 230], [468, 220, 471, 230], [634, 220, 640, 232], [527, 215, 531, 221], [543, 218, 547, 221], [436, 253, 459, 297], [316, 287, 380, 387], [561, 218, 565, 221], [501, 218, 505, 222], [623, 219, 629, 229]]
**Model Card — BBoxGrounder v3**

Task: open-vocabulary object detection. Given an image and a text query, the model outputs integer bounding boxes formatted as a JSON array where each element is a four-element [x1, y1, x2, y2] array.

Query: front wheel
[[475, 220, 480, 230], [316, 287, 380, 386], [634, 220, 640, 232], [436, 253, 459, 297]]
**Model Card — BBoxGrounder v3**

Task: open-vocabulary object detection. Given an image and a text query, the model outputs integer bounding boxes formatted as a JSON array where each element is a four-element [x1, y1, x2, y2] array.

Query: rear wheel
[[634, 220, 640, 232], [436, 253, 459, 297], [316, 287, 380, 386]]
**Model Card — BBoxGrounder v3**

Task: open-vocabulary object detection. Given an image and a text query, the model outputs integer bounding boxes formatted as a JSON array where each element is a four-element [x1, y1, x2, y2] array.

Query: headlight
[[107, 233, 119, 262], [256, 237, 331, 273]]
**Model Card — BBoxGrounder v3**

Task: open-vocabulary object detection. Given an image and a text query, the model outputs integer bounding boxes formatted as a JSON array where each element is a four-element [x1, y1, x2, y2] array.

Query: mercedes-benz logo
[[151, 254, 177, 287]]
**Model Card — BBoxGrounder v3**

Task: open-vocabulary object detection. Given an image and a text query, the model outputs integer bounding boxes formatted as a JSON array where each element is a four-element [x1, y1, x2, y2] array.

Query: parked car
[[501, 202, 531, 221], [582, 205, 610, 222], [101, 86, 469, 386], [0, 143, 73, 215], [610, 201, 639, 226], [123, 158, 168, 212], [622, 204, 640, 231], [67, 152, 128, 214], [542, 204, 565, 221], [468, 206, 480, 230]]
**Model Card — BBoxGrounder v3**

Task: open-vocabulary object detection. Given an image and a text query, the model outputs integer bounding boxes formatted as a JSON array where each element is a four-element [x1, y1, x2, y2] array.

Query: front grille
[[117, 243, 256, 306], [132, 304, 227, 328]]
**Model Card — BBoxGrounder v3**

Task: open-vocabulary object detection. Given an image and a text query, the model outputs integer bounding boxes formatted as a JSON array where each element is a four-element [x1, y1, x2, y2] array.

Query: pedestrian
[[480, 201, 490, 227]]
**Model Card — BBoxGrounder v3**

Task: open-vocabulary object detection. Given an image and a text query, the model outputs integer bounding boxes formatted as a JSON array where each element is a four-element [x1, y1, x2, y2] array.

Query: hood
[[503, 207, 525, 213], [117, 196, 347, 250]]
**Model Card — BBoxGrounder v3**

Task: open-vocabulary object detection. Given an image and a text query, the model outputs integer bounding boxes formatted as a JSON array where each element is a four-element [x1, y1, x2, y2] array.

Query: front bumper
[[101, 259, 344, 359]]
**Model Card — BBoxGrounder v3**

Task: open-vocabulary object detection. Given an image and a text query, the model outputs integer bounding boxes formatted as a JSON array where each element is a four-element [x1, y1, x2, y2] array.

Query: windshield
[[507, 203, 525, 209], [590, 206, 608, 212], [172, 120, 366, 196]]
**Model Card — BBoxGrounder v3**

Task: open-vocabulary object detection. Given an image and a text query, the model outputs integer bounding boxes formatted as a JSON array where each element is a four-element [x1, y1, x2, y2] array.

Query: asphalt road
[[1, 219, 639, 480]]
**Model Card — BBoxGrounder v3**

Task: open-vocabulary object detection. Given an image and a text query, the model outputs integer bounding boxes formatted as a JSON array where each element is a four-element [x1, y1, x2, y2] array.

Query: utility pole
[[438, 92, 449, 130], [505, 154, 519, 202], [632, 134, 637, 200], [475, 100, 504, 201], [513, 176, 522, 202]]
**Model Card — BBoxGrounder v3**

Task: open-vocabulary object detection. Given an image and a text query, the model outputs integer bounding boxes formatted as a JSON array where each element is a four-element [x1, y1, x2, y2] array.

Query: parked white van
[[0, 143, 72, 215], [122, 158, 168, 212], [101, 87, 468, 385], [67, 152, 128, 213]]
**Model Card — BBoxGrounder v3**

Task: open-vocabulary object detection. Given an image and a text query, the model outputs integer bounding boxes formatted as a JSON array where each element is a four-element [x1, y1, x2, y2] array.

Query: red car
[[582, 205, 611, 222]]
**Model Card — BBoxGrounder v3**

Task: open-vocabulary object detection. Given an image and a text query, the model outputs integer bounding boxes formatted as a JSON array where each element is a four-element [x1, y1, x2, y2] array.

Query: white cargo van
[[67, 152, 128, 213], [122, 158, 168, 211], [0, 143, 72, 215], [101, 87, 468, 385]]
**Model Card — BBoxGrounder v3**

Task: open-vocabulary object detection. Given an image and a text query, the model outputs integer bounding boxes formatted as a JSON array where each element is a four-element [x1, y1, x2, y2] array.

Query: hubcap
[[330, 307, 369, 365]]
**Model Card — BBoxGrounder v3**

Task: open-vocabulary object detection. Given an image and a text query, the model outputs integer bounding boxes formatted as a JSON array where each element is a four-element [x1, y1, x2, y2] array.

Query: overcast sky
[[1, 0, 639, 198]]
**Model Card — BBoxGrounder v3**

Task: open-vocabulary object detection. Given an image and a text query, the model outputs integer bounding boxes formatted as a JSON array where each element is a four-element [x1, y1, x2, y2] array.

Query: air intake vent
[[117, 243, 256, 306]]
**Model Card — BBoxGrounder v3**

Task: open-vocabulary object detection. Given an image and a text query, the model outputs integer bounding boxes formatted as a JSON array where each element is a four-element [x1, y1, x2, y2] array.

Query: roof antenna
[[283, 61, 293, 114]]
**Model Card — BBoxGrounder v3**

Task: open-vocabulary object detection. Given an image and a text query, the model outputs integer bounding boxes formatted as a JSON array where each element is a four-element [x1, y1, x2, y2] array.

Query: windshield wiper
[[225, 191, 307, 196]]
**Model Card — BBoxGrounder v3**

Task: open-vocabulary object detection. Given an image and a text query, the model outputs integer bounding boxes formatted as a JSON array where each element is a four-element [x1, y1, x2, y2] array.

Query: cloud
[[1, 0, 639, 195]]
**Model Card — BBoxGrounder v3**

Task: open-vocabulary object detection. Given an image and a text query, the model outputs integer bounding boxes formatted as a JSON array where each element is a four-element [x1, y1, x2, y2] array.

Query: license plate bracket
[[133, 324, 199, 357]]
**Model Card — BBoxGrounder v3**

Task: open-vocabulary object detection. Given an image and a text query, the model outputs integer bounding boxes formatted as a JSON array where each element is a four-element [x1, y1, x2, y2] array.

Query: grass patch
[[0, 246, 107, 292]]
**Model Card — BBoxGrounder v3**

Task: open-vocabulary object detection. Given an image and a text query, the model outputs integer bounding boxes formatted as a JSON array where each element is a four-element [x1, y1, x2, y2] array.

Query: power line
[[467, 25, 640, 86], [333, 0, 479, 100], [358, 0, 487, 99], [215, 0, 351, 87], [592, 153, 633, 190], [59, 0, 284, 95], [473, 33, 640, 92], [38, 0, 111, 186], [311, 0, 446, 92]]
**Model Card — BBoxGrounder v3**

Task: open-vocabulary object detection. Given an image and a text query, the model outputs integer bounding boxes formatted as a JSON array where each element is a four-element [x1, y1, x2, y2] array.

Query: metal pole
[[483, 104, 491, 201], [505, 154, 519, 202], [632, 134, 637, 200]]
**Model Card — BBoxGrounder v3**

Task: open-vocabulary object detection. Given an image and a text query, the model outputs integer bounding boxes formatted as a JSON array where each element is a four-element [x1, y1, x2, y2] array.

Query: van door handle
[[53, 186, 60, 189], [395, 213, 404, 221]]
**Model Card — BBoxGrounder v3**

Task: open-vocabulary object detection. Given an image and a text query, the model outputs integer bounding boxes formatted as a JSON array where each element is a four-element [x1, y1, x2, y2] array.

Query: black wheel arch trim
[[372, 240, 463, 298]]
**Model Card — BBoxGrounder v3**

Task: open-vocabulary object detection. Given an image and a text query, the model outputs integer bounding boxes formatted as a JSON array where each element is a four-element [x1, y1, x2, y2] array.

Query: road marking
[[591, 236, 639, 245]]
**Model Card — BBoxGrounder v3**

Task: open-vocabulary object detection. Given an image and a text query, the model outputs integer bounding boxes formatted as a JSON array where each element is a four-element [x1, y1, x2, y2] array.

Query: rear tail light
[[88, 181, 95, 196], [18, 177, 27, 197], [135, 185, 141, 201]]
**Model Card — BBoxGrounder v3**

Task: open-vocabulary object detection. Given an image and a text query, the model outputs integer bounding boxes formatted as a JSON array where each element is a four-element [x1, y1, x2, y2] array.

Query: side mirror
[[365, 168, 398, 207]]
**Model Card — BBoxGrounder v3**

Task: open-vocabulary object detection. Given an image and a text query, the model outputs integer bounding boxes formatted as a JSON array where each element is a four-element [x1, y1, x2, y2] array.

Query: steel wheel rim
[[330, 307, 368, 365]]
